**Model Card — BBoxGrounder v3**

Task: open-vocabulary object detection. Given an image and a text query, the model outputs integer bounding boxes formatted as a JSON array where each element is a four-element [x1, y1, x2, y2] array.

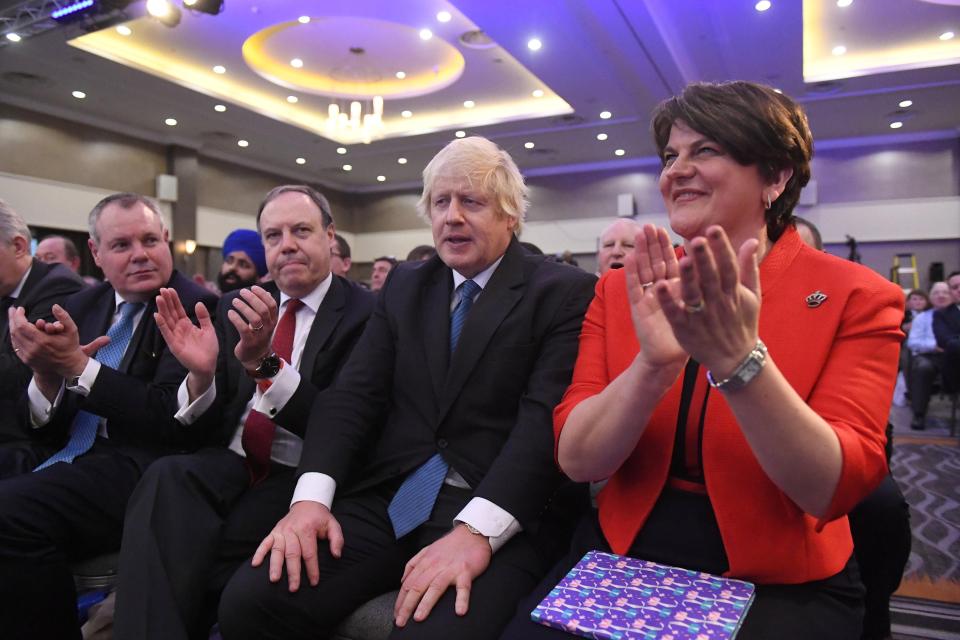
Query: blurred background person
[[793, 216, 822, 251], [596, 219, 640, 275], [905, 282, 951, 429], [331, 233, 352, 278], [405, 244, 437, 262], [218, 229, 266, 293], [902, 289, 931, 336], [35, 234, 81, 274], [369, 255, 397, 291]]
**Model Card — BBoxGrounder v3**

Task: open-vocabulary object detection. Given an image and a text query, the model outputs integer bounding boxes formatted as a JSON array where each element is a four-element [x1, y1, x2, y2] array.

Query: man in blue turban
[[218, 229, 266, 292]]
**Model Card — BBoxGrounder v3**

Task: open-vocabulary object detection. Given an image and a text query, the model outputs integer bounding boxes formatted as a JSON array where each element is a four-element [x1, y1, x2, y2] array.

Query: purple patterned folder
[[531, 550, 755, 640]]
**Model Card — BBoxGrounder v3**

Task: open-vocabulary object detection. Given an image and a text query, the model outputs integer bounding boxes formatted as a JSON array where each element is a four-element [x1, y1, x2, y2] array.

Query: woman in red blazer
[[501, 82, 904, 639]]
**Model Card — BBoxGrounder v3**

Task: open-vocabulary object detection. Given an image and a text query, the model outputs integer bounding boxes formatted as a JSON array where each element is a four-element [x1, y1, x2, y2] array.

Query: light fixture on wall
[[184, 239, 197, 255]]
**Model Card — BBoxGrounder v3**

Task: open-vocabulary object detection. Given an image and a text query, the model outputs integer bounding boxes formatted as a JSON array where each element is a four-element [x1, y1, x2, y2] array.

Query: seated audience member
[[502, 82, 903, 640], [370, 254, 398, 291], [218, 229, 267, 293], [794, 219, 913, 640], [902, 289, 930, 335], [114, 186, 375, 639], [406, 244, 437, 262], [35, 234, 82, 273], [596, 219, 640, 275], [934, 271, 960, 393], [217, 136, 596, 640], [793, 215, 822, 251], [0, 192, 217, 640], [0, 202, 84, 443], [331, 233, 352, 278], [906, 282, 952, 429]]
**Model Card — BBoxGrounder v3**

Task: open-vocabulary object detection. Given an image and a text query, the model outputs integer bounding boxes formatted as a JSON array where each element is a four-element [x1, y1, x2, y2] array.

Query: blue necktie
[[35, 301, 144, 471], [388, 279, 481, 538]]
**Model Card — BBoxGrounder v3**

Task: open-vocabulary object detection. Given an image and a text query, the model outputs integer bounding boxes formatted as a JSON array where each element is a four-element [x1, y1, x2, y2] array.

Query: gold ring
[[250, 323, 264, 332], [641, 281, 654, 289], [686, 300, 705, 313], [13, 347, 20, 353]]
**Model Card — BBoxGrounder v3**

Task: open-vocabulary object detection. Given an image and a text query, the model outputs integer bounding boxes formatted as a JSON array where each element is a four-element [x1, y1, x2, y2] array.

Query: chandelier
[[326, 95, 384, 144]]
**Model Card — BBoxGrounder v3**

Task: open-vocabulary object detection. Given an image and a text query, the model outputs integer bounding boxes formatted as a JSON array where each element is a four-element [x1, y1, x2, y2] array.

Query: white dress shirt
[[175, 274, 332, 467], [906, 309, 938, 355], [28, 292, 147, 434], [292, 256, 522, 552]]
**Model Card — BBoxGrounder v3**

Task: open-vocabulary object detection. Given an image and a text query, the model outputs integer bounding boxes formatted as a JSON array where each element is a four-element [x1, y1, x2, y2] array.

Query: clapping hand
[[653, 225, 761, 378], [624, 224, 687, 373], [154, 287, 217, 397]]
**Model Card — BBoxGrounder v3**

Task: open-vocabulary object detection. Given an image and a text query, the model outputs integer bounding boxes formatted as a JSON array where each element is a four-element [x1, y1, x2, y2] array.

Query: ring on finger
[[250, 323, 264, 332], [686, 300, 705, 314], [641, 281, 654, 291]]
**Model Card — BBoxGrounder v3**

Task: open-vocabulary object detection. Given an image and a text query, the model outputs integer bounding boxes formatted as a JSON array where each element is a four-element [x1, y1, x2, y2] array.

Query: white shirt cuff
[[253, 362, 301, 420], [66, 357, 101, 397], [455, 497, 522, 553], [290, 472, 337, 509], [28, 377, 64, 427], [174, 376, 217, 425]]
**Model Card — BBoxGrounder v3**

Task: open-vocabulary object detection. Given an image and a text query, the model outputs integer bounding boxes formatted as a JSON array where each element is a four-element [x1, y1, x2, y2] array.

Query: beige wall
[[0, 103, 165, 196], [197, 158, 355, 231]]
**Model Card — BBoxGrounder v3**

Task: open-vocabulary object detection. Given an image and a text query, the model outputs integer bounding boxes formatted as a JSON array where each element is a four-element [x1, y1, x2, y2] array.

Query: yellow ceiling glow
[[67, 7, 572, 146], [241, 19, 465, 99], [803, 0, 960, 82]]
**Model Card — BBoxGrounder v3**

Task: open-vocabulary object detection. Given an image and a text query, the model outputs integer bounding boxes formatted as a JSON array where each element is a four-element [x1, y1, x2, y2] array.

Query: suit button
[[437, 438, 448, 449]]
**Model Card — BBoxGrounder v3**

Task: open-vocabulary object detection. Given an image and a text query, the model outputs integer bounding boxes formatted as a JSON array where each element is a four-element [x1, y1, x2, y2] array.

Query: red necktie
[[241, 298, 303, 484]]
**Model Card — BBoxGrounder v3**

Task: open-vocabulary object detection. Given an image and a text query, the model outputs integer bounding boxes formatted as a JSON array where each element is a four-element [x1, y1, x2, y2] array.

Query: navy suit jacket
[[300, 237, 596, 533], [933, 304, 960, 351], [198, 276, 375, 447], [0, 259, 84, 443], [31, 270, 218, 458]]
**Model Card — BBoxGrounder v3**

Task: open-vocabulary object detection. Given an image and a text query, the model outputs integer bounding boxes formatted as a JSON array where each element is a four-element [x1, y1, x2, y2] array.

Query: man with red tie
[[113, 185, 374, 640]]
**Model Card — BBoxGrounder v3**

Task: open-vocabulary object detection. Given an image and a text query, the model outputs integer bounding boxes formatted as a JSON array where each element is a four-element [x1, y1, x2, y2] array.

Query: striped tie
[[387, 279, 481, 538], [35, 301, 144, 471]]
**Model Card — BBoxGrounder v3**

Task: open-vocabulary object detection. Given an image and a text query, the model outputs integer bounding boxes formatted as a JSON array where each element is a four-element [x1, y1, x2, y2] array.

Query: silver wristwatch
[[706, 339, 768, 392]]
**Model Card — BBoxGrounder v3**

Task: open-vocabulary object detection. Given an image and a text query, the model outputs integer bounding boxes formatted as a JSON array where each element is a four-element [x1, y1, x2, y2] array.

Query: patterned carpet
[[890, 394, 960, 604]]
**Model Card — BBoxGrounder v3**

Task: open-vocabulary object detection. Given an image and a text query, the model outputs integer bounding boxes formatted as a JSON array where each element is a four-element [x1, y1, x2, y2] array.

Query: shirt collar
[[9, 263, 32, 300], [451, 254, 505, 292], [280, 271, 332, 314]]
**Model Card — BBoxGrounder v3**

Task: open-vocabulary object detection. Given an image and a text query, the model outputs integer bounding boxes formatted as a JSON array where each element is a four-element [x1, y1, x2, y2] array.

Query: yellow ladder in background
[[891, 253, 919, 290]]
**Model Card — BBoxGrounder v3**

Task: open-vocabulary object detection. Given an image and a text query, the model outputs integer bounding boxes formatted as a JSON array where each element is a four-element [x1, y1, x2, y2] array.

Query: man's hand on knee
[[393, 524, 492, 627], [252, 501, 344, 592]]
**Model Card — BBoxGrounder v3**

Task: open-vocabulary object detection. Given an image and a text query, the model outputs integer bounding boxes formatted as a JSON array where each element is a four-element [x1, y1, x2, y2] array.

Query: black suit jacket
[[300, 237, 596, 532], [0, 259, 84, 443], [31, 270, 218, 458], [199, 275, 375, 446], [933, 304, 960, 350]]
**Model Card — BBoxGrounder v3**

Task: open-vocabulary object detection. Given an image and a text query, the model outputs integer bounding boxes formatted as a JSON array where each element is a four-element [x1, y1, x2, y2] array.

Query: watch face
[[254, 354, 282, 378]]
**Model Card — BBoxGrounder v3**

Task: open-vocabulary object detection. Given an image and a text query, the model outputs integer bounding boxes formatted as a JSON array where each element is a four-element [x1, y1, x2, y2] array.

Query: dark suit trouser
[[219, 483, 551, 640], [499, 511, 865, 640], [0, 439, 152, 640], [907, 353, 942, 418], [114, 448, 296, 640], [849, 474, 912, 640], [944, 341, 960, 393]]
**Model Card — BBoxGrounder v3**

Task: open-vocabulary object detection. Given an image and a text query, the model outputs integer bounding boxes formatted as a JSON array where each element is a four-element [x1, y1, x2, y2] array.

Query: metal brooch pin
[[805, 290, 827, 308]]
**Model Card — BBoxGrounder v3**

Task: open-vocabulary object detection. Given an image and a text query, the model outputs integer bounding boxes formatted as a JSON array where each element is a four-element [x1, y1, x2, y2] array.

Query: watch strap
[[706, 339, 768, 392]]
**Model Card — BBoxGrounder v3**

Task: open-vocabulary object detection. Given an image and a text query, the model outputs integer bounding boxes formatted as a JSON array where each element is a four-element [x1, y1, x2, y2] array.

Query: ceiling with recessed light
[[0, 0, 958, 193]]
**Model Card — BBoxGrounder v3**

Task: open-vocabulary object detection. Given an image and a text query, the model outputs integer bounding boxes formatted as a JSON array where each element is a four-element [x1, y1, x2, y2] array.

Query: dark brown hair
[[652, 81, 813, 241]]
